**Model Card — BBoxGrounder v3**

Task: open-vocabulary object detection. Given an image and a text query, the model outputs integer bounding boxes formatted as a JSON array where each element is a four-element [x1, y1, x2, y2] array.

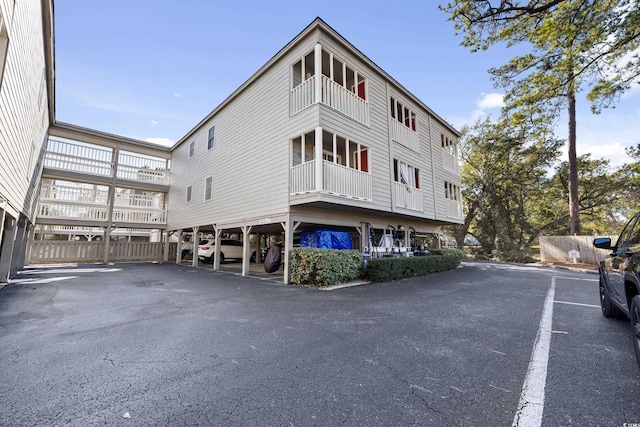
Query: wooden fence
[[539, 236, 615, 265], [29, 241, 178, 264]]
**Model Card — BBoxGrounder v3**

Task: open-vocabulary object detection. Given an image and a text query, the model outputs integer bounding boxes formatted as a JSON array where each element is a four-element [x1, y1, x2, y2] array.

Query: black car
[[593, 212, 640, 368]]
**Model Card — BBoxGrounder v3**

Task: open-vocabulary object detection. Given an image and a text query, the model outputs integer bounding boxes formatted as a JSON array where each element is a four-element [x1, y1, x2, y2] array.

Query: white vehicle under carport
[[198, 239, 257, 264]]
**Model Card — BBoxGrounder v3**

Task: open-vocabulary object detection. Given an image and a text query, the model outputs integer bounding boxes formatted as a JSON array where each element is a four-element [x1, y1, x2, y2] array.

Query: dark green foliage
[[290, 248, 363, 286], [430, 248, 466, 261], [365, 255, 460, 282]]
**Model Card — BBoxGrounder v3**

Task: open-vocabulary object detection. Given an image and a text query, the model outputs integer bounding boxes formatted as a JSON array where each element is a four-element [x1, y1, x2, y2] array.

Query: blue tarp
[[300, 230, 352, 250]]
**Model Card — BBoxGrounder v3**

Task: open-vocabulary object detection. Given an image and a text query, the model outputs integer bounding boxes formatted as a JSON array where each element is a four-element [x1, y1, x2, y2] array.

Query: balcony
[[442, 150, 459, 172], [321, 76, 369, 126], [394, 182, 423, 211], [44, 138, 170, 186], [37, 182, 167, 226], [446, 199, 463, 220], [290, 159, 372, 201], [390, 120, 420, 153], [290, 77, 369, 126]]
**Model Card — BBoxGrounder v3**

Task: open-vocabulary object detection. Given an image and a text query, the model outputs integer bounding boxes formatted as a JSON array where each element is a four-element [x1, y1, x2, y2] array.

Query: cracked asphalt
[[0, 261, 639, 426]]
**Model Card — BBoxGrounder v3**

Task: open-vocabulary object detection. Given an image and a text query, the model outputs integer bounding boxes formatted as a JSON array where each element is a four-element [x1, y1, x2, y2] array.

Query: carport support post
[[191, 226, 199, 268], [103, 143, 120, 264], [241, 225, 253, 276], [282, 217, 294, 285], [10, 218, 27, 276], [256, 232, 262, 264], [213, 227, 222, 271], [176, 229, 183, 264], [0, 216, 17, 283], [163, 231, 170, 262]]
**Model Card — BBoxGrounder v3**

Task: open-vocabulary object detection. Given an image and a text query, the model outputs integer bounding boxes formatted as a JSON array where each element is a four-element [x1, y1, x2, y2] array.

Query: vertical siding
[[0, 0, 49, 222]]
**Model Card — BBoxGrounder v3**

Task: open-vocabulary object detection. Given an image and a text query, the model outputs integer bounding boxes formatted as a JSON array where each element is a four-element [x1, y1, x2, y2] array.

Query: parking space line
[[512, 277, 556, 427], [554, 300, 600, 309]]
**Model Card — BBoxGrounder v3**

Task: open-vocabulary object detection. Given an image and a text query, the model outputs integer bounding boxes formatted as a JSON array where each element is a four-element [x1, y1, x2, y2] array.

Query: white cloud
[[144, 137, 173, 147], [446, 92, 506, 130], [476, 93, 505, 110], [173, 92, 183, 98], [150, 120, 159, 126]]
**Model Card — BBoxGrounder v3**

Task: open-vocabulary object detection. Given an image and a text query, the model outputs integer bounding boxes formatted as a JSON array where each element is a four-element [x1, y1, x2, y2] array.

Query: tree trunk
[[567, 82, 580, 235]]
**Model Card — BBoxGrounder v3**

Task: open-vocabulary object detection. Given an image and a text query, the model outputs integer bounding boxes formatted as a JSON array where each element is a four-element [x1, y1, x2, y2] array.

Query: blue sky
[[54, 0, 639, 167]]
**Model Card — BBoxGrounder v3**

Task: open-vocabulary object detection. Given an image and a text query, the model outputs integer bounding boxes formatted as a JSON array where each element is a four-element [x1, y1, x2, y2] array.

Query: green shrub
[[365, 254, 460, 282], [290, 248, 363, 286], [430, 248, 466, 261]]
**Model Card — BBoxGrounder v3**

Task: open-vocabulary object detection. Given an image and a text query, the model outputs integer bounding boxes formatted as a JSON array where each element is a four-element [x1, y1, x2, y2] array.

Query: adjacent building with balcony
[[167, 18, 462, 282], [0, 0, 54, 281]]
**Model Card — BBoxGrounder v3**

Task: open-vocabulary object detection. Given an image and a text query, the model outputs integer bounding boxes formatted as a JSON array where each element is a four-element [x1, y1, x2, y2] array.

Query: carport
[[167, 205, 444, 284]]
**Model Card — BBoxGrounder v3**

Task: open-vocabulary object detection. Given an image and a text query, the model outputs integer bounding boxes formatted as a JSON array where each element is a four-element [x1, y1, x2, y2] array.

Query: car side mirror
[[593, 237, 613, 250]]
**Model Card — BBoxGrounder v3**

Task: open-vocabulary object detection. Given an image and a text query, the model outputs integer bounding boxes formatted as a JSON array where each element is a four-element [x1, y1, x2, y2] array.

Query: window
[[441, 134, 457, 156], [322, 49, 367, 101], [189, 141, 195, 158], [291, 130, 369, 173], [0, 9, 8, 87], [444, 181, 460, 201], [208, 126, 215, 150], [204, 177, 212, 201], [292, 51, 315, 89], [291, 131, 316, 167], [322, 130, 368, 172], [186, 185, 192, 203], [390, 97, 416, 131], [393, 160, 420, 189], [292, 47, 367, 101]]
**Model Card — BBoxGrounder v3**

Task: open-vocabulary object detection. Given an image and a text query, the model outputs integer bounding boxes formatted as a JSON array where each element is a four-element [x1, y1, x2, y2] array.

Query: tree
[[529, 154, 631, 236], [452, 117, 562, 253], [440, 0, 640, 235]]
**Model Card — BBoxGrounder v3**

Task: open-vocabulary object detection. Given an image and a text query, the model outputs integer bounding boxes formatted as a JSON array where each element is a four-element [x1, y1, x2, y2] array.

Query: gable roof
[[172, 17, 460, 150]]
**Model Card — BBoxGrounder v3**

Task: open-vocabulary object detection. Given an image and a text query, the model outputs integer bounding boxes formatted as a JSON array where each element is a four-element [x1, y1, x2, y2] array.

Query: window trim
[[0, 10, 9, 88], [444, 181, 460, 201], [204, 176, 212, 201], [208, 126, 215, 150], [188, 141, 195, 158], [393, 159, 420, 189], [186, 185, 192, 203]]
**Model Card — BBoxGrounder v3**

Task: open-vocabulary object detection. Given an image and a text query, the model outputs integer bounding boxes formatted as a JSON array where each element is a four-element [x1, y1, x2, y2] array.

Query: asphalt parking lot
[[0, 261, 639, 426]]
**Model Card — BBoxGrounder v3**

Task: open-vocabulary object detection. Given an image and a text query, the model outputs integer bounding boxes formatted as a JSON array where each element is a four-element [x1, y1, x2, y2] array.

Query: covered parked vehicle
[[198, 239, 256, 264], [593, 212, 640, 368]]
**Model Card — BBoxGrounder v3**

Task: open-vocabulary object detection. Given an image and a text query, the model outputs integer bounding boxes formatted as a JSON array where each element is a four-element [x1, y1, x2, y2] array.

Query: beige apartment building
[[1, 4, 462, 284]]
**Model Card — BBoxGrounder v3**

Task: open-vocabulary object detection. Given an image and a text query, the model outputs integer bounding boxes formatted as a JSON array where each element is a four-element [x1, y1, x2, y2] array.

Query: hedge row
[[365, 254, 461, 282], [290, 248, 363, 286]]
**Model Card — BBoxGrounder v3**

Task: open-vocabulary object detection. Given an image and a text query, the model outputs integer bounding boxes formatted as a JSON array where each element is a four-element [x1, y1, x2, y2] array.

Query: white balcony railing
[[322, 160, 372, 200], [117, 151, 169, 185], [394, 182, 423, 211], [290, 161, 316, 194], [37, 201, 109, 222], [44, 138, 113, 177], [446, 199, 463, 219], [114, 192, 164, 209], [40, 183, 109, 205], [390, 120, 420, 153], [442, 151, 459, 172], [290, 160, 372, 201], [43, 138, 170, 185], [112, 207, 167, 224], [290, 76, 316, 115], [321, 76, 369, 126]]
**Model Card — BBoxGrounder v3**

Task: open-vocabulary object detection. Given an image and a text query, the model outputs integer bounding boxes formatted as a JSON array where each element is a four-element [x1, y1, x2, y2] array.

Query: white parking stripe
[[512, 277, 556, 427], [554, 300, 600, 309]]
